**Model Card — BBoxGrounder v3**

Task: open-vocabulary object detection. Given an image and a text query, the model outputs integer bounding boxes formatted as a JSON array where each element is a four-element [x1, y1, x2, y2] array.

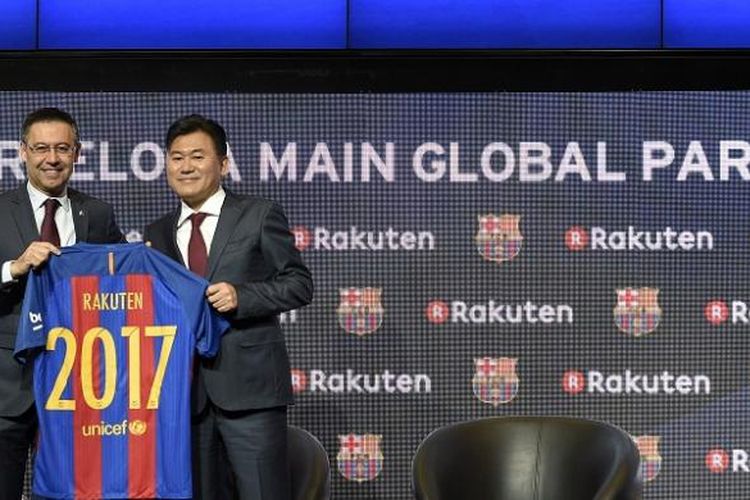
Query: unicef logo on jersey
[[81, 419, 148, 438], [129, 420, 148, 436]]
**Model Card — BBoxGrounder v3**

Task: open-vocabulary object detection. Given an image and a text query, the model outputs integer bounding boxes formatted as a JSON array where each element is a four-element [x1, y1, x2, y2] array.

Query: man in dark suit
[[0, 107, 124, 498], [144, 115, 312, 500]]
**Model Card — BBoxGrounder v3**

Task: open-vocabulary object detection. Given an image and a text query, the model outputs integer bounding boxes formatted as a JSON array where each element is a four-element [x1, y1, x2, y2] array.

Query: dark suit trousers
[[0, 406, 37, 499], [192, 403, 290, 500]]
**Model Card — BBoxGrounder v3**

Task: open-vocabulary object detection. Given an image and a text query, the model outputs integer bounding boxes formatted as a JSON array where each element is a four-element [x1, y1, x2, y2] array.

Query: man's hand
[[10, 242, 60, 278], [206, 282, 238, 313]]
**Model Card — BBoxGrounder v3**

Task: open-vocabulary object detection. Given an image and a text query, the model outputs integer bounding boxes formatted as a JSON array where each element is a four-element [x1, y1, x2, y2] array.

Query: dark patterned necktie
[[40, 198, 60, 247], [188, 212, 208, 277]]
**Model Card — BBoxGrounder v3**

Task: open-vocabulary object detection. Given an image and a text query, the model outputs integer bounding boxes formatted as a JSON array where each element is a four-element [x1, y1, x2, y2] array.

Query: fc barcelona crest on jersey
[[337, 288, 384, 336], [472, 357, 519, 406], [337, 433, 383, 482], [635, 435, 662, 482], [613, 287, 662, 337], [475, 214, 522, 263]]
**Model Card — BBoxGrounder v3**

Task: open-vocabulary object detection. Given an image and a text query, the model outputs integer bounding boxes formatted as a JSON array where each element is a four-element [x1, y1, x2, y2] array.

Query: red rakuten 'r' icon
[[426, 301, 449, 324], [291, 369, 308, 393], [706, 449, 729, 473], [565, 226, 589, 252], [705, 300, 729, 325], [562, 370, 585, 395], [291, 226, 312, 251]]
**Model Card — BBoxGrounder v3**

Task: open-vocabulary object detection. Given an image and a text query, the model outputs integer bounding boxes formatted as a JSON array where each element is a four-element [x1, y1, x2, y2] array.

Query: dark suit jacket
[[0, 183, 123, 417], [144, 192, 313, 413]]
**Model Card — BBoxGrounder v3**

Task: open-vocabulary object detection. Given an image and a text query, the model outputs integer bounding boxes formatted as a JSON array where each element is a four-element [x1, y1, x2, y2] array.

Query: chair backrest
[[288, 425, 331, 500], [412, 416, 642, 500]]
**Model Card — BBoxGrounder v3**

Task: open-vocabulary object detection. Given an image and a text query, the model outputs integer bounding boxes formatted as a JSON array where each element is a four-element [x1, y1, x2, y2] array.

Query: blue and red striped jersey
[[15, 242, 229, 499]]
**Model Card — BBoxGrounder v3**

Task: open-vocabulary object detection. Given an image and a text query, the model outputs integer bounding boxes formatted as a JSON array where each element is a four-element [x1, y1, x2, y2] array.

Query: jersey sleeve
[[143, 245, 229, 358], [195, 299, 229, 358], [14, 268, 51, 363]]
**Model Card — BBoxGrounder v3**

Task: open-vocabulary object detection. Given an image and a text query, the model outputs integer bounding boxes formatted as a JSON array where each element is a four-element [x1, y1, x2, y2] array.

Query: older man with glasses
[[0, 107, 124, 498]]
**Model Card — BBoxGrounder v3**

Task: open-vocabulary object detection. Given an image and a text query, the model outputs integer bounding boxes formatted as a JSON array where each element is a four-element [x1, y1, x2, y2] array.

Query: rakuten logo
[[426, 300, 573, 324], [704, 300, 750, 325], [705, 448, 750, 473], [561, 370, 711, 395], [292, 226, 435, 252], [291, 369, 432, 394], [565, 226, 714, 252]]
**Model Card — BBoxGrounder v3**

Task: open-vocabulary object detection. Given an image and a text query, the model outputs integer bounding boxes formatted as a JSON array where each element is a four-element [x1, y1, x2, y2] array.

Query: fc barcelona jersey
[[14, 242, 229, 499]]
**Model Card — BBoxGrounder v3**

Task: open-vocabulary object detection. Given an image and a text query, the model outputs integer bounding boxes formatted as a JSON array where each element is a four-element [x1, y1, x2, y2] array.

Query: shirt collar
[[26, 181, 71, 213], [177, 187, 226, 228]]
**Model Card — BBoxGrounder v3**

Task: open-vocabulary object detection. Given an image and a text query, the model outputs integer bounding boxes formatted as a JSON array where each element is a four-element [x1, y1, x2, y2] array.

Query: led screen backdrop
[[2, 91, 750, 499]]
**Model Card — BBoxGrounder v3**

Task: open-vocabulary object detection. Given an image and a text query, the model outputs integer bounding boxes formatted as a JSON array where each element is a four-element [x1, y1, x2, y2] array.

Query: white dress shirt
[[175, 187, 226, 266], [2, 182, 76, 283]]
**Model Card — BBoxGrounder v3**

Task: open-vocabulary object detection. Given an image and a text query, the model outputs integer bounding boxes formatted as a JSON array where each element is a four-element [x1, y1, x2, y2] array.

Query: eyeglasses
[[23, 143, 77, 156]]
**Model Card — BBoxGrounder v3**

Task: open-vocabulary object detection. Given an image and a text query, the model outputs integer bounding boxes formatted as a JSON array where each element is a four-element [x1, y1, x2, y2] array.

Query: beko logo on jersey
[[565, 226, 714, 252], [291, 369, 432, 394], [28, 311, 43, 331], [292, 225, 435, 252], [562, 370, 712, 395], [81, 419, 147, 437], [425, 300, 574, 324], [706, 448, 750, 473]]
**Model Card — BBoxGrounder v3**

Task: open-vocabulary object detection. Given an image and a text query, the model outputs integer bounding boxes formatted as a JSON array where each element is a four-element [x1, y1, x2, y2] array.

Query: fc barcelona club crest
[[337, 288, 384, 336], [472, 357, 519, 406], [635, 435, 662, 482], [613, 287, 662, 337], [475, 214, 522, 263], [337, 434, 383, 482]]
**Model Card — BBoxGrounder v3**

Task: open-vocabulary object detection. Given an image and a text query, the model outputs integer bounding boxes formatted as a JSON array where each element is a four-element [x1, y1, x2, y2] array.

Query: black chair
[[412, 416, 642, 500], [288, 425, 331, 500]]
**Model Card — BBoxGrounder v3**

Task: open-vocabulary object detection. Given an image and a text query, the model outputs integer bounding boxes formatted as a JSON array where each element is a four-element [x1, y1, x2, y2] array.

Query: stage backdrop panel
[[3, 91, 750, 498], [350, 0, 661, 48], [0, 0, 36, 49], [38, 0, 346, 49], [663, 0, 750, 48]]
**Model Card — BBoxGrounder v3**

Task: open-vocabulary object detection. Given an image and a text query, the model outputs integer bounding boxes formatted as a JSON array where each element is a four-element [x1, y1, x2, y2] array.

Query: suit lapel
[[169, 209, 185, 266], [207, 194, 241, 279], [10, 184, 39, 245], [68, 190, 89, 242]]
